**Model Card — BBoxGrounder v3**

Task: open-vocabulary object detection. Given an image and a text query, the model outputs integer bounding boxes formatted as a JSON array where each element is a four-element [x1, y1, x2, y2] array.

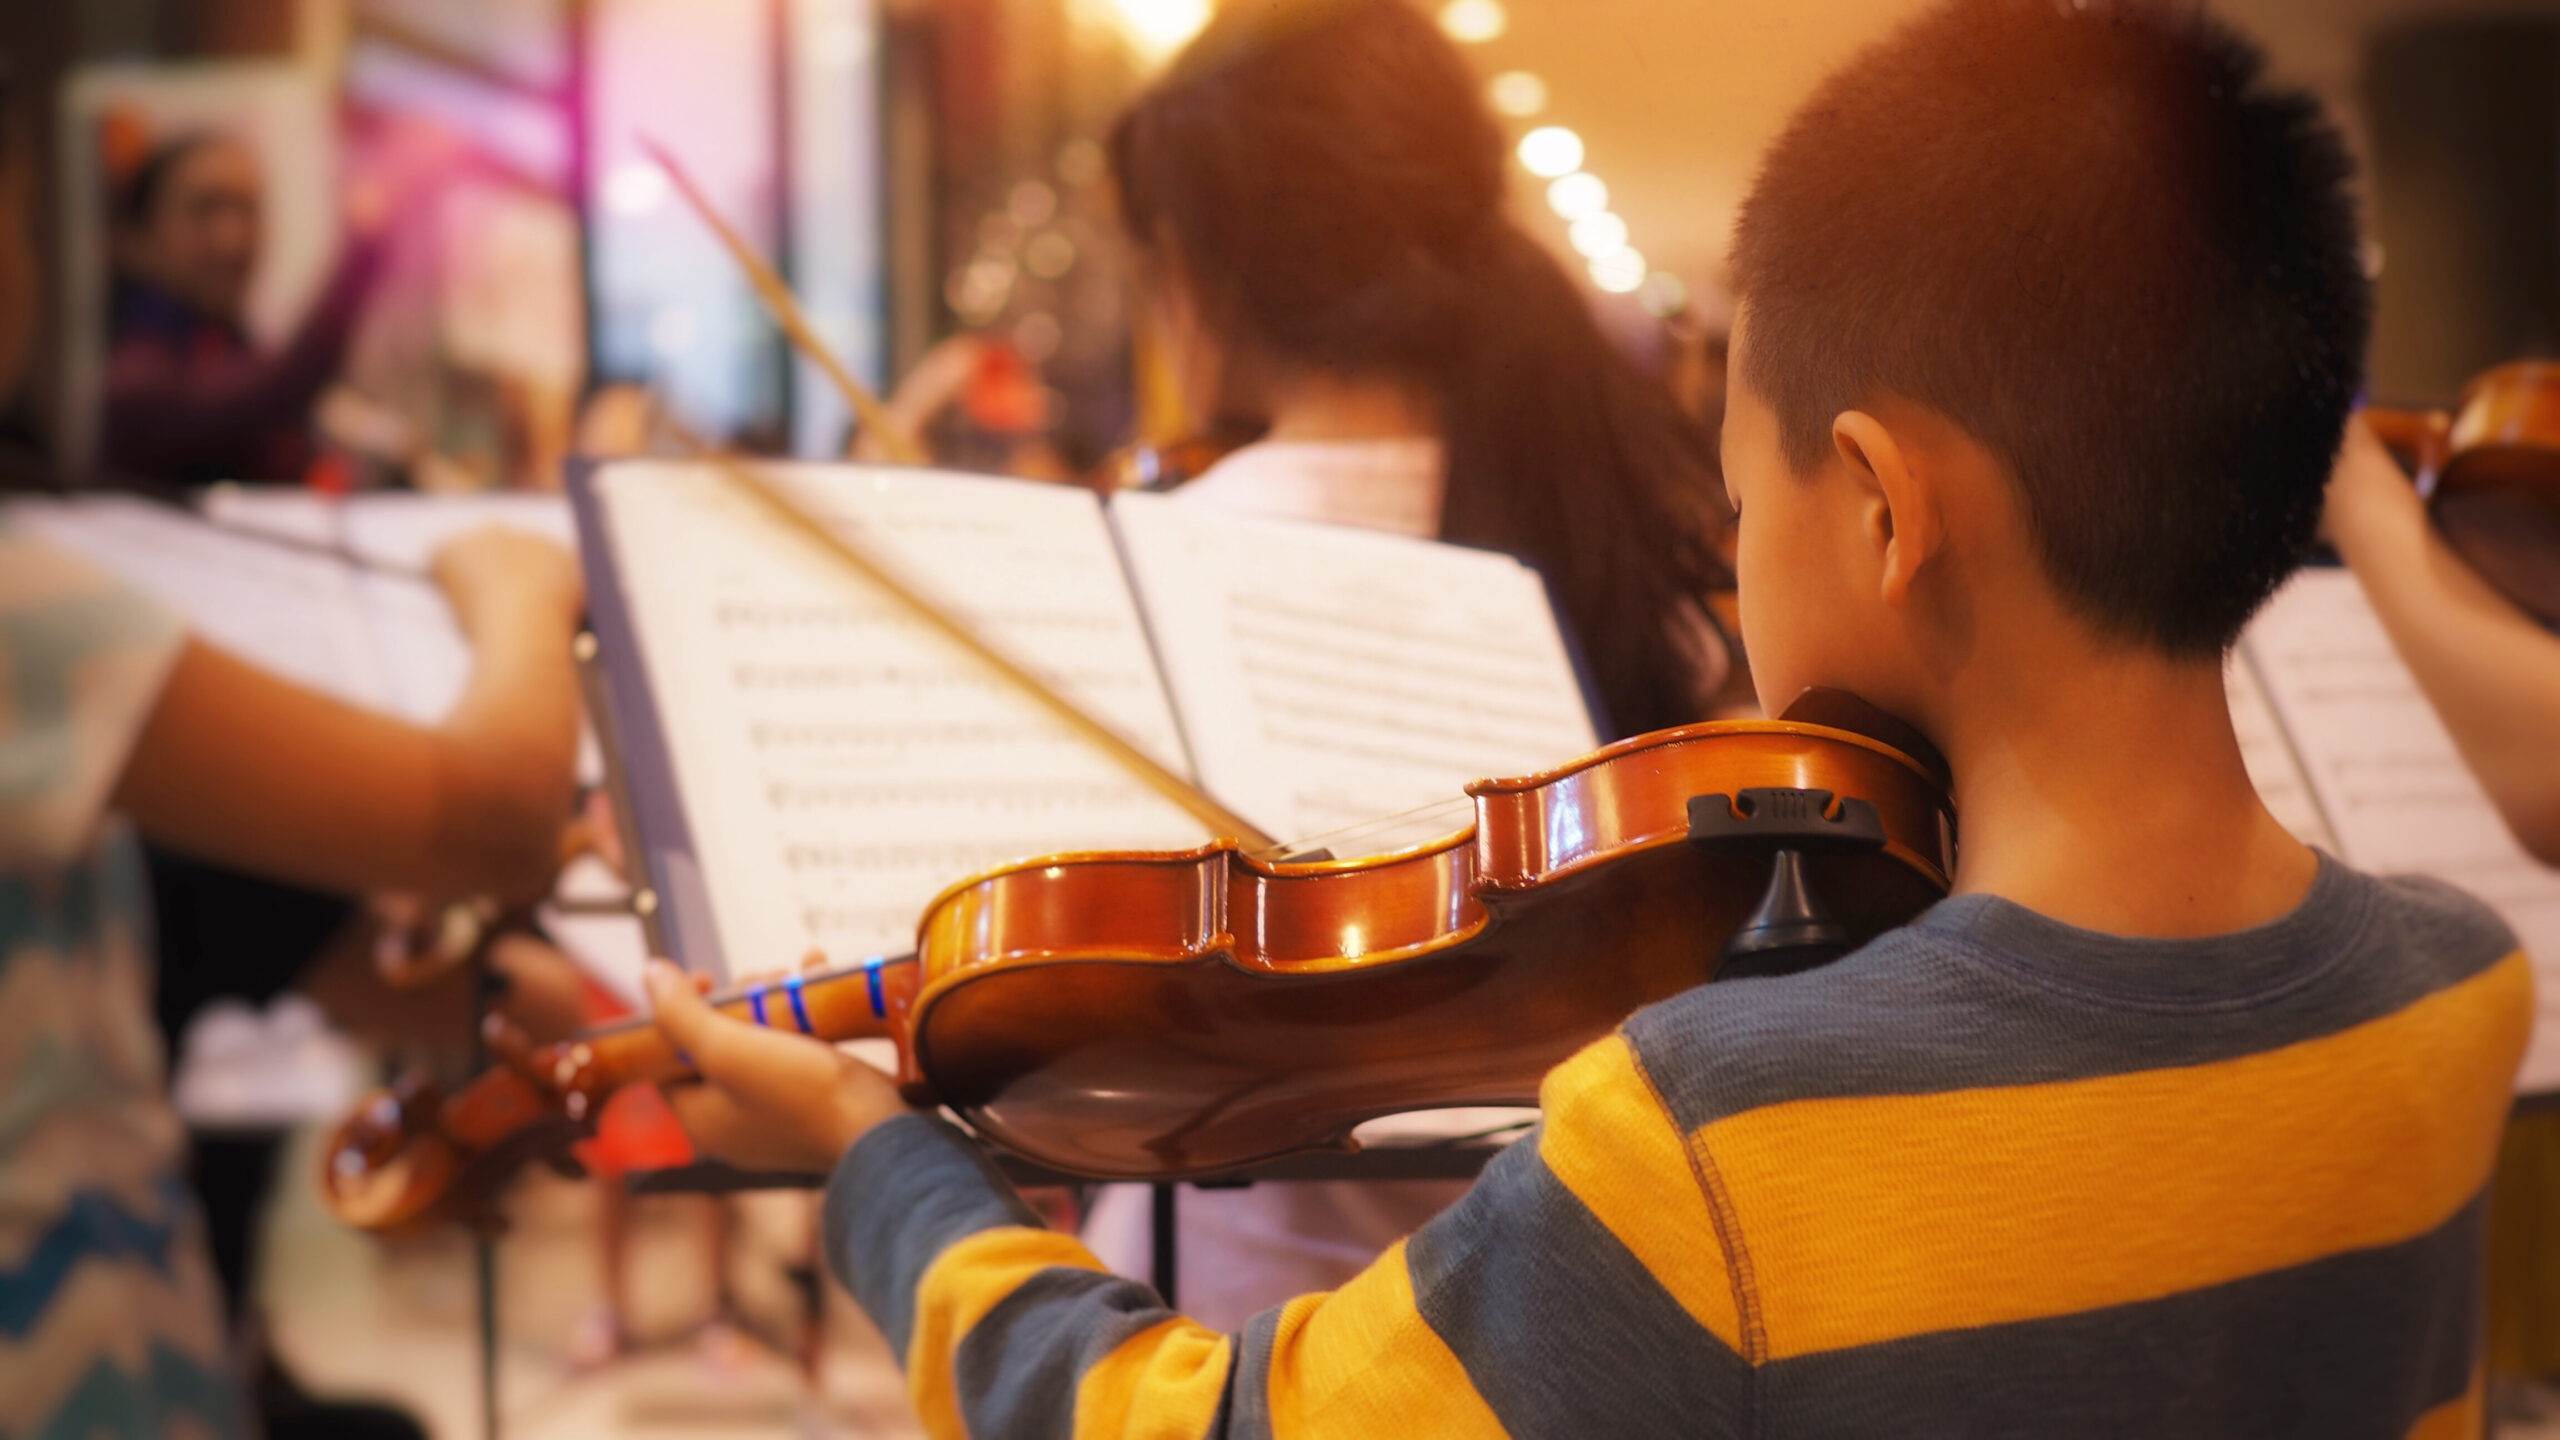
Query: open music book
[[3, 489, 647, 1001], [8, 488, 580, 725], [569, 459, 1601, 984], [2229, 566, 2560, 1094]]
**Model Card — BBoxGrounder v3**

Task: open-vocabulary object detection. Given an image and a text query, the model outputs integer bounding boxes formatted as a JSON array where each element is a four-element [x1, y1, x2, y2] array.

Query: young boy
[[643, 1, 2529, 1433]]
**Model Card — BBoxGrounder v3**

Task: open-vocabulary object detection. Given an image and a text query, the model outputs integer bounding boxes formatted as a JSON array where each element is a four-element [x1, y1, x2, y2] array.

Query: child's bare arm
[[2327, 416, 2560, 865], [111, 527, 585, 901]]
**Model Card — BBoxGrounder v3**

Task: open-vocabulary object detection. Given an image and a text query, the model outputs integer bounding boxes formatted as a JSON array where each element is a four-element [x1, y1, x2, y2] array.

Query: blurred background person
[[0, 56, 585, 1439], [100, 126, 413, 490], [1075, 0, 1731, 1331]]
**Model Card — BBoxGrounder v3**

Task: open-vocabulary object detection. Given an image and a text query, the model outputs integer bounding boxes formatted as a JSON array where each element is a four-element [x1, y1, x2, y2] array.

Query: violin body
[[324, 715, 1954, 1233], [909, 720, 1950, 1176], [2366, 361, 2560, 627]]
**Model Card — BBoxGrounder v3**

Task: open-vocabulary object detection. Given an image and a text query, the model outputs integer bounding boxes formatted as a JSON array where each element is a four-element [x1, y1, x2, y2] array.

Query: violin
[[322, 695, 1954, 1235], [2363, 361, 2560, 627]]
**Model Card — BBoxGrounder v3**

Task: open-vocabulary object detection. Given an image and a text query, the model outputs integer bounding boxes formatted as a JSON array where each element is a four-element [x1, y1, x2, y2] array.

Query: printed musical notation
[[2239, 568, 2560, 1093], [597, 462, 1211, 974], [1110, 491, 1598, 839]]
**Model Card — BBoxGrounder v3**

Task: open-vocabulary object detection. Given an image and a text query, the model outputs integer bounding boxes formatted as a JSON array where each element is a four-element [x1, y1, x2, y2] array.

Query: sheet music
[[196, 484, 343, 551], [7, 494, 396, 711], [200, 486, 579, 573], [1109, 491, 1600, 842], [337, 492, 577, 573], [200, 489, 601, 779], [594, 461, 1210, 976], [2241, 568, 2560, 1093]]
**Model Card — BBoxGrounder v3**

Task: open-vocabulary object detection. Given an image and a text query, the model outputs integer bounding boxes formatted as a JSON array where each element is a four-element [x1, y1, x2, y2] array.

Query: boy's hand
[[643, 959, 911, 1174], [432, 527, 585, 643]]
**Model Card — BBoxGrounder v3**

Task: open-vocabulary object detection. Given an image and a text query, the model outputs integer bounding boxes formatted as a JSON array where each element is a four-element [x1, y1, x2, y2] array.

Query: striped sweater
[[822, 855, 2528, 1437]]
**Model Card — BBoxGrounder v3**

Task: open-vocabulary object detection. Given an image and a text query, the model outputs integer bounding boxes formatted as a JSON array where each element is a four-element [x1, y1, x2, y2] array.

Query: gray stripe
[[1761, 1192, 2485, 1438], [821, 1114, 1039, 1359], [1632, 858, 2519, 1131], [1405, 1129, 1753, 1438], [1215, 1307, 1280, 1440], [954, 1266, 1197, 1440]]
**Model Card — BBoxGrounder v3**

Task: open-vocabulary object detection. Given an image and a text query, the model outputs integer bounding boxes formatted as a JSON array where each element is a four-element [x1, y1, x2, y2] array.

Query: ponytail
[[1113, 0, 1731, 736], [1433, 227, 1728, 737]]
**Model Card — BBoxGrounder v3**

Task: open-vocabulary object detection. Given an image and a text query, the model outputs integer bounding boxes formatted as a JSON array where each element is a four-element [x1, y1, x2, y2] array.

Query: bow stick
[[639, 136, 928, 465]]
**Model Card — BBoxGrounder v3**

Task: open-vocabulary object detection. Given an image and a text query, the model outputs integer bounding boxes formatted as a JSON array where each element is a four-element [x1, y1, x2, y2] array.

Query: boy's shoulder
[[1623, 857, 2523, 1138]]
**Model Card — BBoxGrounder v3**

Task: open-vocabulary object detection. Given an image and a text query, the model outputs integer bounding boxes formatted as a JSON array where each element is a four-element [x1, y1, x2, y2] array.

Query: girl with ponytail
[[1083, 0, 1733, 1324]]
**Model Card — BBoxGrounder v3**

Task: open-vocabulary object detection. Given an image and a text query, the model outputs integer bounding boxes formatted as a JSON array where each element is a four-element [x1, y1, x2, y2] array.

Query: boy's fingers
[[645, 960, 737, 1073]]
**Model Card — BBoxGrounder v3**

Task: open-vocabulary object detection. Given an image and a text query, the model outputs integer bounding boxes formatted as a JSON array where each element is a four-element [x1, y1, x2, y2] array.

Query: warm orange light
[[1438, 0, 1508, 44], [1547, 172, 1607, 220], [1517, 126, 1583, 178], [1488, 70, 1548, 117], [1589, 248, 1647, 294], [1078, 0, 1211, 60]]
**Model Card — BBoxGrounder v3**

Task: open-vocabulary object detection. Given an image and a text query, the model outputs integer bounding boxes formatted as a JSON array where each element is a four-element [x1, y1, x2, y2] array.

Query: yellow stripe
[[1265, 1239, 1508, 1439], [909, 1227, 1100, 1438], [2405, 1368, 2482, 1440], [1073, 1317, 1233, 1439], [1535, 1034, 1746, 1350], [1702, 950, 2530, 1360]]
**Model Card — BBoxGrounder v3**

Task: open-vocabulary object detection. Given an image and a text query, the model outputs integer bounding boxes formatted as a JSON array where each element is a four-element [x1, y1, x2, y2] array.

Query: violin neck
[[556, 956, 919, 1094]]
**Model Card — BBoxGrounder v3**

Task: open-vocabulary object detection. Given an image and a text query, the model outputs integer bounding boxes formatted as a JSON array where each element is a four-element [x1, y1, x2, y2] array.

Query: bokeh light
[[1547, 172, 1608, 220], [1488, 70, 1548, 118], [1569, 211, 1630, 258], [1438, 0, 1509, 44], [1589, 248, 1647, 294], [1517, 126, 1584, 178], [1087, 0, 1212, 60], [1638, 270, 1689, 317], [602, 159, 670, 217]]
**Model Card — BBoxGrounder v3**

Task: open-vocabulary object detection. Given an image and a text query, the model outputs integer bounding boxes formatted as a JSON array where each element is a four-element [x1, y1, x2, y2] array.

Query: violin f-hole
[[1689, 788, 1889, 981]]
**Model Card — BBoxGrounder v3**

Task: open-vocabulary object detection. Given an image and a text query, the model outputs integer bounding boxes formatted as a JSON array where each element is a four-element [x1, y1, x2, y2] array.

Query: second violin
[[2364, 361, 2560, 627]]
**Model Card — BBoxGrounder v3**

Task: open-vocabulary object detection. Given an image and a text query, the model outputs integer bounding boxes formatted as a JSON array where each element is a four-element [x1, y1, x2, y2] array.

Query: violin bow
[[638, 136, 929, 466], [639, 137, 1272, 846], [654, 414, 1278, 850]]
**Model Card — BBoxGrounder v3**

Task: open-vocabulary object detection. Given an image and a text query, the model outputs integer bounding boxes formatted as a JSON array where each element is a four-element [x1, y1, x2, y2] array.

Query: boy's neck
[[1932, 642, 2319, 940]]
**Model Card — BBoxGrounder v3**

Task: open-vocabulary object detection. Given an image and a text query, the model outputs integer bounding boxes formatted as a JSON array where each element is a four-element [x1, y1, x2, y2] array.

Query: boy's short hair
[[1729, 0, 2370, 656]]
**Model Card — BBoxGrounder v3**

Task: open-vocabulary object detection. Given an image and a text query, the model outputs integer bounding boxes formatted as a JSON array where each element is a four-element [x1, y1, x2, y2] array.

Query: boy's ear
[[1831, 409, 1943, 609]]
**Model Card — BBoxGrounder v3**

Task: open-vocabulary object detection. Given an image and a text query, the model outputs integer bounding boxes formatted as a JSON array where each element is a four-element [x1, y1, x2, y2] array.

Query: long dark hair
[[1108, 0, 1729, 738]]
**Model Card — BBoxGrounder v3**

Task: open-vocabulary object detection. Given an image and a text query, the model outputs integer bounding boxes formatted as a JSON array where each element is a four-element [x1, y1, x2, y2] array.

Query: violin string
[[1246, 796, 1478, 862]]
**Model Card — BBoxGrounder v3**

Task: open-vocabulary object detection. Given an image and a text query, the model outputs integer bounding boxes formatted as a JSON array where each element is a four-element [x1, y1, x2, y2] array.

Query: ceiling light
[[1569, 211, 1630, 259], [1438, 0, 1507, 44], [1517, 126, 1584, 179], [1547, 172, 1608, 220], [1590, 248, 1647, 294], [1488, 71, 1547, 117]]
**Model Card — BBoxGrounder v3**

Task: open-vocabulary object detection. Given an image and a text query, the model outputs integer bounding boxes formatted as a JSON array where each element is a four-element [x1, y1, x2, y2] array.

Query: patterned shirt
[[823, 854, 2525, 1437], [0, 531, 246, 1440]]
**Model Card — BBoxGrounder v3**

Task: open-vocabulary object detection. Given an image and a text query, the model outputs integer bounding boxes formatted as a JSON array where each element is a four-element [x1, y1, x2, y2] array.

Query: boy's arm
[[647, 964, 1754, 1438], [2326, 415, 2560, 865]]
